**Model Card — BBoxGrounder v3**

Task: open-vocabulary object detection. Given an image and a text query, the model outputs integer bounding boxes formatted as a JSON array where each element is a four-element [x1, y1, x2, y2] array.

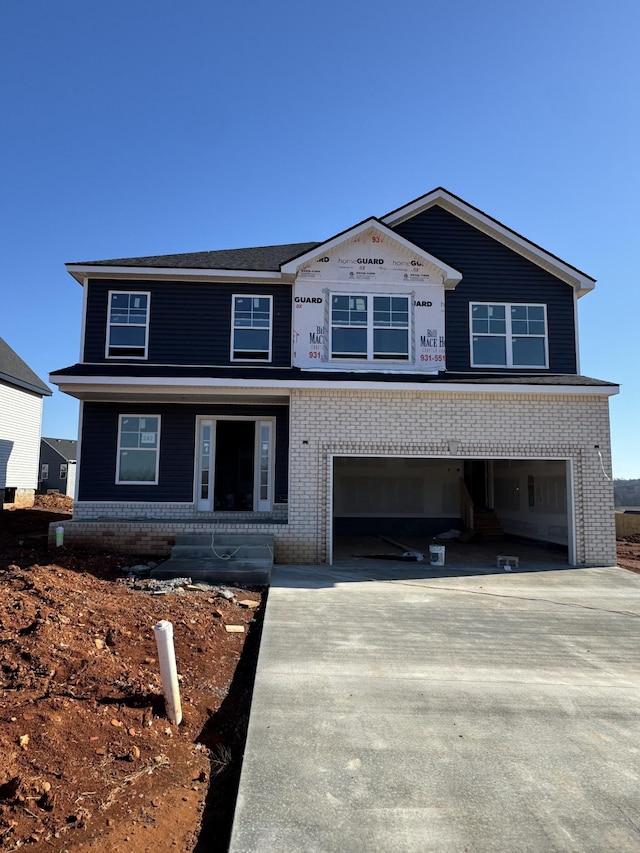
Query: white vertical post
[[153, 620, 183, 725]]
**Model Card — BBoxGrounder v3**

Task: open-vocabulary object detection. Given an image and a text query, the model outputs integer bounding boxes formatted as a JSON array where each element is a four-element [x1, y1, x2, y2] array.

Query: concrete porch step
[[150, 532, 274, 585]]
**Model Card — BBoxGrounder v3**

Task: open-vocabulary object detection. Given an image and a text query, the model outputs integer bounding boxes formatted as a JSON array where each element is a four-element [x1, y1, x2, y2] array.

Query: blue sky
[[2, 1, 638, 476]]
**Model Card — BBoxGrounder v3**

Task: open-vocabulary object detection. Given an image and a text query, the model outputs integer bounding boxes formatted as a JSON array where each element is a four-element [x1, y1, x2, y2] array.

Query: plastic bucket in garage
[[429, 544, 445, 566]]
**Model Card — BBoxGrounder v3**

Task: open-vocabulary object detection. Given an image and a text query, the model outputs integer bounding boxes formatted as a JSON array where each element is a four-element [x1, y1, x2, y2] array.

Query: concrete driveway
[[229, 564, 640, 852]]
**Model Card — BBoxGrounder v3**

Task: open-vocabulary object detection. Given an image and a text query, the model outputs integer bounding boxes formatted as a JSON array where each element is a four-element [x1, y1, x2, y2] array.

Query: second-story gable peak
[[381, 188, 595, 296], [280, 219, 462, 289]]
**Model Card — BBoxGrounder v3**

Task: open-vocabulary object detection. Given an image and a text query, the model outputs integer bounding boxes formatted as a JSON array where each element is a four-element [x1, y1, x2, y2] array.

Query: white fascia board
[[50, 374, 619, 397], [66, 265, 284, 285], [280, 218, 463, 288], [381, 189, 596, 296]]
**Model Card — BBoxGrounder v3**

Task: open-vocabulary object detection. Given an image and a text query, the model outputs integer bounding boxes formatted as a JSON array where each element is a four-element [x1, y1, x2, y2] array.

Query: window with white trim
[[116, 416, 160, 484], [231, 295, 272, 361], [470, 303, 548, 368], [107, 292, 150, 359], [40, 463, 48, 481], [60, 464, 67, 480], [331, 294, 410, 361]]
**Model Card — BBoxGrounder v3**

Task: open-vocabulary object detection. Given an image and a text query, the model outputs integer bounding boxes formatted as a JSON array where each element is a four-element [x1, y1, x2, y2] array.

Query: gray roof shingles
[[0, 338, 51, 396], [69, 243, 321, 272], [42, 437, 77, 461]]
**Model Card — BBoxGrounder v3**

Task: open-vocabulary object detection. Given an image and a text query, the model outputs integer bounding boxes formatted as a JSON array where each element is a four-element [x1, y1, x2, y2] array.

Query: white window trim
[[60, 464, 67, 480], [106, 290, 151, 360], [230, 294, 273, 362], [116, 414, 161, 485], [330, 292, 412, 363], [194, 415, 275, 512], [41, 463, 49, 481], [470, 302, 549, 369]]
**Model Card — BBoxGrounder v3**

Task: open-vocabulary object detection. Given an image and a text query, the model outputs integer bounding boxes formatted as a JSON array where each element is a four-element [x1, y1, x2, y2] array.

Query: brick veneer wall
[[49, 389, 616, 566], [285, 388, 616, 566]]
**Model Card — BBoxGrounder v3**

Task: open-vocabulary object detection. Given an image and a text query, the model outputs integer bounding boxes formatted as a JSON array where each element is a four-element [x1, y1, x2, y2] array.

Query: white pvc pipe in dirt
[[153, 619, 183, 725]]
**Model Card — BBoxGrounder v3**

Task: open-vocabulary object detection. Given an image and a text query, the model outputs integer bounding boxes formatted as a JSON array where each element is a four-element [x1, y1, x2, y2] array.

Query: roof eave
[[65, 264, 285, 285]]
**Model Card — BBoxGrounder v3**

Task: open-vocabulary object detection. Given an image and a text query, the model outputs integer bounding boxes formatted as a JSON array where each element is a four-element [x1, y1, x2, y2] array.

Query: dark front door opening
[[214, 420, 255, 511]]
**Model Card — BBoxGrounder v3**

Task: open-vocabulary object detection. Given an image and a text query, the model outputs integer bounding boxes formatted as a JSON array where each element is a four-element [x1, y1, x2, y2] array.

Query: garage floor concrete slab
[[229, 564, 640, 852]]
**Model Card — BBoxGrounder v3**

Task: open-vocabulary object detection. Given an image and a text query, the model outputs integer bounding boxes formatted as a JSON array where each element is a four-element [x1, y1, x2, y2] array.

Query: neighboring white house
[[0, 337, 52, 507]]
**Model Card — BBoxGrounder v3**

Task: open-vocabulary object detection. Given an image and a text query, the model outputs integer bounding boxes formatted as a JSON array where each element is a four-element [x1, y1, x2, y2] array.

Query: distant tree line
[[614, 479, 640, 508]]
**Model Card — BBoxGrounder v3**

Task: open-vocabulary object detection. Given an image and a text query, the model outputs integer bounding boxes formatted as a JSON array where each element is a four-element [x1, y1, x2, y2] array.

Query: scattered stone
[[111, 719, 122, 727], [105, 628, 117, 647], [148, 577, 192, 593], [238, 599, 259, 609], [18, 734, 29, 750], [94, 638, 105, 650], [225, 625, 245, 633], [128, 745, 141, 761]]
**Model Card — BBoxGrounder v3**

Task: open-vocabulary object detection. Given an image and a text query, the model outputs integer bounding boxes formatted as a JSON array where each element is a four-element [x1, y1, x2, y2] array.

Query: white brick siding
[[284, 388, 616, 566]]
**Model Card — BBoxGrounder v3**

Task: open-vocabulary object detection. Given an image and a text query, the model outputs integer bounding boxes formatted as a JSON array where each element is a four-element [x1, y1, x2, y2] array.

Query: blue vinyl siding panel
[[393, 206, 577, 373], [78, 403, 289, 503], [84, 281, 292, 367]]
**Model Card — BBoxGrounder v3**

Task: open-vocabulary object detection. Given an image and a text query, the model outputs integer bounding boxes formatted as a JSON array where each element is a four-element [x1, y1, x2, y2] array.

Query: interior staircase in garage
[[150, 533, 274, 585], [472, 509, 505, 539]]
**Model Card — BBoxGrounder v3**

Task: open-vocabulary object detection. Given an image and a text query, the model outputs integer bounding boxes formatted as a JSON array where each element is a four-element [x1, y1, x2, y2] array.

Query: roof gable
[[42, 437, 77, 461], [381, 188, 595, 296], [280, 218, 462, 288]]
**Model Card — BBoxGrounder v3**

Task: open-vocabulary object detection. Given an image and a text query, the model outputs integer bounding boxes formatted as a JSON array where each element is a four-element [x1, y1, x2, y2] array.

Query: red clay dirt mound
[[0, 506, 264, 852]]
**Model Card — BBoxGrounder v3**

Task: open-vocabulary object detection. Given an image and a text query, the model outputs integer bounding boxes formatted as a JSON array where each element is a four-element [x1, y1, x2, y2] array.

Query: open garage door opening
[[331, 456, 574, 567]]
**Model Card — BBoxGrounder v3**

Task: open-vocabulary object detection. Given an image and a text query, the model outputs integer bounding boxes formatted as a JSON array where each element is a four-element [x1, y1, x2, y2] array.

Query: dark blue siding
[[78, 402, 289, 503], [393, 206, 577, 373], [84, 281, 292, 367]]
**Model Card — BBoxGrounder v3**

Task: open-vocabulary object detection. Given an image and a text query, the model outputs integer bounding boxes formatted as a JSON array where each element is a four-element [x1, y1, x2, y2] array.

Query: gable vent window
[[231, 295, 272, 361], [107, 292, 150, 359], [470, 303, 548, 368]]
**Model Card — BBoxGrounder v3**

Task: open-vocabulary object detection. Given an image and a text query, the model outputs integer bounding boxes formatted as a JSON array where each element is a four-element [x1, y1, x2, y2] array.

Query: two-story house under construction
[[50, 189, 618, 566]]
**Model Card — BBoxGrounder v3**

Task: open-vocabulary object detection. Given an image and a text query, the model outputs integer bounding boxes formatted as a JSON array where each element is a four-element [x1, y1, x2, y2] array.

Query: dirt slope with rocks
[[0, 499, 264, 852]]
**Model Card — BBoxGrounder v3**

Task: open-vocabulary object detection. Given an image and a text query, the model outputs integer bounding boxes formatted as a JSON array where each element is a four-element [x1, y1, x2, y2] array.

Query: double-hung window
[[107, 292, 150, 358], [331, 294, 409, 361], [470, 303, 548, 368], [60, 464, 67, 481], [116, 416, 160, 484], [231, 295, 272, 361], [40, 464, 48, 481]]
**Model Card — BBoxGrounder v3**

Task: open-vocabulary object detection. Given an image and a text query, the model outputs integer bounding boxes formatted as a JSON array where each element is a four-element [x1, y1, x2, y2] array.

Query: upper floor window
[[116, 415, 160, 484], [107, 292, 150, 359], [470, 303, 548, 368], [331, 294, 409, 361], [231, 295, 272, 361]]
